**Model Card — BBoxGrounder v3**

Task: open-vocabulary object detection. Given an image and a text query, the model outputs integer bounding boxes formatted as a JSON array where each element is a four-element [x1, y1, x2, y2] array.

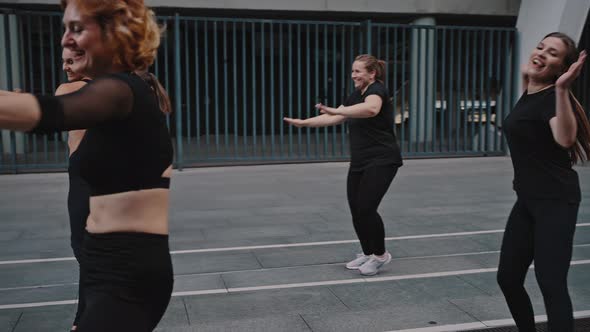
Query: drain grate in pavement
[[464, 317, 590, 332]]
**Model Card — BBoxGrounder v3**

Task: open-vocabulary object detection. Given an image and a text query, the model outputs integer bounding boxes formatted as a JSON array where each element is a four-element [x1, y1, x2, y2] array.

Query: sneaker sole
[[346, 265, 361, 270], [359, 254, 392, 275]]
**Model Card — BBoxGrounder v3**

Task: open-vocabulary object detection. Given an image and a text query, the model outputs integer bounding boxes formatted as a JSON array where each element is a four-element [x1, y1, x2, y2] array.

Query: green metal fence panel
[[0, 9, 518, 173]]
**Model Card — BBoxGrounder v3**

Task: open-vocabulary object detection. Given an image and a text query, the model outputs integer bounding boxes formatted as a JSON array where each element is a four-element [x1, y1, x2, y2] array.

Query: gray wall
[[516, 0, 590, 93], [0, 0, 521, 16]]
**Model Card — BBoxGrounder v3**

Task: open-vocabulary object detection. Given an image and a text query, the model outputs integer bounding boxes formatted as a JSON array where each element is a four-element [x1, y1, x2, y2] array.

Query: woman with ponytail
[[498, 32, 588, 332], [284, 54, 403, 276], [0, 0, 174, 330]]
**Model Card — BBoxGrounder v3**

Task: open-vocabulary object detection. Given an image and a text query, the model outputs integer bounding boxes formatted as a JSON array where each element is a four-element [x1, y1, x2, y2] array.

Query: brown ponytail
[[355, 54, 386, 82]]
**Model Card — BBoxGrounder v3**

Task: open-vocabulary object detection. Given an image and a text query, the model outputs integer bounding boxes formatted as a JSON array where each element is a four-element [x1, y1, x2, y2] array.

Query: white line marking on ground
[[0, 300, 77, 310], [385, 310, 590, 332], [1, 223, 588, 266], [2, 259, 590, 311]]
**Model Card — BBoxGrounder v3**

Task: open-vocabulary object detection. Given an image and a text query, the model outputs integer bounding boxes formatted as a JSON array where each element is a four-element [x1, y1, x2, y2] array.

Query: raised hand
[[556, 50, 587, 90]]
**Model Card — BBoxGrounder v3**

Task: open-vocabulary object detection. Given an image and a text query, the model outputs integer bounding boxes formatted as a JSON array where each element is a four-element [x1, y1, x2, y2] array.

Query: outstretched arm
[[317, 95, 382, 118], [284, 112, 346, 128], [0, 76, 133, 134], [0, 93, 41, 131]]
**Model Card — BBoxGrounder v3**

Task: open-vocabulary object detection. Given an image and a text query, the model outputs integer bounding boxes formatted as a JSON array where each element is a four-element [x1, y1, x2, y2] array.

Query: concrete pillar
[[410, 17, 436, 149]]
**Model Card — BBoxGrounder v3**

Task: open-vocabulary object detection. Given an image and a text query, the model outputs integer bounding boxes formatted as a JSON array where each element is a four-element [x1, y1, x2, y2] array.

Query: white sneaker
[[359, 252, 392, 276], [346, 254, 370, 270]]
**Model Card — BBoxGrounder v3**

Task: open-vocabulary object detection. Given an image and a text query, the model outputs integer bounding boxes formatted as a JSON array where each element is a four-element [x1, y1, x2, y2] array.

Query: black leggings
[[67, 174, 91, 326], [77, 232, 173, 332], [497, 198, 579, 332], [347, 164, 398, 256]]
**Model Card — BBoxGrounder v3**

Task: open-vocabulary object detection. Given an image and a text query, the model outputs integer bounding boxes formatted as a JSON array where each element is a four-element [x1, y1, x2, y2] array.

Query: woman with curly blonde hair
[[0, 0, 173, 330]]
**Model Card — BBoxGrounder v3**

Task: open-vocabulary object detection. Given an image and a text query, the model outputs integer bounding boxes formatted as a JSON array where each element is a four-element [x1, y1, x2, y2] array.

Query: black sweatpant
[[67, 173, 91, 326], [497, 198, 579, 332], [77, 232, 173, 332], [347, 164, 398, 256]]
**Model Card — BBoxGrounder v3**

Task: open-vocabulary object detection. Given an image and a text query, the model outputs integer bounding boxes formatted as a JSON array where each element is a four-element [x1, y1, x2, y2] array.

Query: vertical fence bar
[[261, 22, 266, 157], [164, 19, 170, 130], [296, 23, 302, 157], [323, 24, 328, 157], [431, 27, 437, 153], [3, 15, 16, 172], [288, 23, 293, 157], [194, 20, 201, 160], [204, 21, 210, 155], [49, 16, 59, 164], [233, 21, 238, 157], [242, 22, 248, 156], [213, 21, 220, 153], [315, 23, 320, 158], [279, 23, 284, 157], [306, 24, 311, 158], [174, 14, 183, 169], [184, 20, 191, 146], [332, 25, 337, 156], [251, 22, 257, 157], [26, 15, 36, 164], [485, 30, 493, 153], [223, 21, 229, 154], [341, 24, 346, 156], [465, 30, 472, 152], [478, 30, 485, 152], [456, 30, 463, 152], [440, 29, 446, 152], [270, 22, 275, 158], [401, 27, 407, 153], [449, 30, 455, 152], [470, 30, 476, 152]]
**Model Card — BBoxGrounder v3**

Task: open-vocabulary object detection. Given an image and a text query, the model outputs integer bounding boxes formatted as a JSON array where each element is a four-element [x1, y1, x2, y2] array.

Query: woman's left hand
[[556, 50, 587, 90], [316, 103, 340, 115]]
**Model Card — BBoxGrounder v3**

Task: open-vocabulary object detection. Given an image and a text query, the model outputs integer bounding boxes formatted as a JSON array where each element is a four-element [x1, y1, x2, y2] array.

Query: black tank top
[[32, 72, 173, 196]]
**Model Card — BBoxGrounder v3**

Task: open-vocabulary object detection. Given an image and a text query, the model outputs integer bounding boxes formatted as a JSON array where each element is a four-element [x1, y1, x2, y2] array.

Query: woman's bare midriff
[[86, 188, 170, 234]]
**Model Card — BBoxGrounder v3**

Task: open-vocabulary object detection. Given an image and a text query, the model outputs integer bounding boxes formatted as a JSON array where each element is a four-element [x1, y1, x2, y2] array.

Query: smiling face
[[61, 2, 111, 78], [62, 48, 84, 82], [351, 60, 376, 91], [526, 36, 568, 84]]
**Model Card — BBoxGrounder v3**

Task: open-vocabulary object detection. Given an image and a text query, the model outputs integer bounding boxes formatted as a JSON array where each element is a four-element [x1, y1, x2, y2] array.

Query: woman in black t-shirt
[[57, 47, 92, 332], [285, 54, 402, 276], [498, 32, 590, 332]]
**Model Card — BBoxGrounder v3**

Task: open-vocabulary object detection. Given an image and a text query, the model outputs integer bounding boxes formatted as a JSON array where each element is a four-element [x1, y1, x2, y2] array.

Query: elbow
[[555, 136, 577, 149], [366, 108, 380, 117]]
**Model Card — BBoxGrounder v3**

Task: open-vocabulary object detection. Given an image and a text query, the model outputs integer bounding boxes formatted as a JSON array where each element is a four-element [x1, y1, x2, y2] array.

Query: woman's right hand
[[283, 117, 306, 128]]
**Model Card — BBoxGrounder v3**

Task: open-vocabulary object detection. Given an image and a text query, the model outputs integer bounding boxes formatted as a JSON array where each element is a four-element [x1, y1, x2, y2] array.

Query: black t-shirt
[[503, 86, 580, 202], [343, 81, 403, 170]]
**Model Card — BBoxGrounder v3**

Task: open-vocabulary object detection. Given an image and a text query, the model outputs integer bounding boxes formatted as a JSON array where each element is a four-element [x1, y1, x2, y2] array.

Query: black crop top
[[31, 72, 173, 196]]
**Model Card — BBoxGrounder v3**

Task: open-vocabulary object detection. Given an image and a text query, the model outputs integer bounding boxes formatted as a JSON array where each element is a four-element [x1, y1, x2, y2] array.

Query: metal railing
[[0, 9, 519, 173]]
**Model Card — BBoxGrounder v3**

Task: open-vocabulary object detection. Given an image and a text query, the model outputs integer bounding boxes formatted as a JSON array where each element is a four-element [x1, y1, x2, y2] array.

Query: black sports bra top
[[32, 72, 173, 196]]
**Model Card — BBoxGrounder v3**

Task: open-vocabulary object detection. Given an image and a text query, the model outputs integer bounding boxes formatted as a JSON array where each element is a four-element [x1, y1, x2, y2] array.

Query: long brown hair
[[544, 32, 590, 163], [355, 54, 386, 82]]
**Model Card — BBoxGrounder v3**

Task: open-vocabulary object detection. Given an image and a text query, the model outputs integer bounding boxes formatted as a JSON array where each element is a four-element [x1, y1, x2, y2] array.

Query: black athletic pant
[[77, 232, 173, 332], [497, 198, 579, 332], [347, 164, 398, 256], [67, 174, 91, 326]]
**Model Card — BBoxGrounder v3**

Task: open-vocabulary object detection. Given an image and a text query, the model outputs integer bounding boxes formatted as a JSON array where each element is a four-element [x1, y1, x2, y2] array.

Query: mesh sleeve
[[30, 76, 133, 134]]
